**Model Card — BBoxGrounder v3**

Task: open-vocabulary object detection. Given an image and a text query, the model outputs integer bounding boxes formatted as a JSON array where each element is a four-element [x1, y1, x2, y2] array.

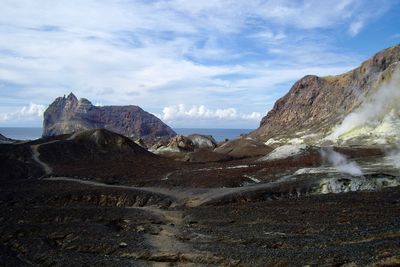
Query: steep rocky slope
[[251, 44, 400, 145], [43, 93, 176, 141], [0, 129, 179, 183]]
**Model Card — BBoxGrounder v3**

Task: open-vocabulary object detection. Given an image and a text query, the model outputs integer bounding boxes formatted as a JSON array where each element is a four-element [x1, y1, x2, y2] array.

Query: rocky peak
[[66, 92, 78, 102], [251, 44, 400, 144], [76, 98, 93, 113], [43, 93, 176, 141]]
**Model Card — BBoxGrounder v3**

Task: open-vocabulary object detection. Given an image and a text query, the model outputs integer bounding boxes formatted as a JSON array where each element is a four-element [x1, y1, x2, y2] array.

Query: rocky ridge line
[[250, 44, 400, 145], [43, 93, 176, 141]]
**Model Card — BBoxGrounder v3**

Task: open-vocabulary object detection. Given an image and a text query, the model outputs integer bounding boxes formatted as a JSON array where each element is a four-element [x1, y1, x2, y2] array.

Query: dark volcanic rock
[[0, 129, 179, 183], [183, 148, 233, 163], [43, 93, 176, 141], [251, 44, 400, 141], [37, 129, 177, 183], [214, 137, 273, 159], [0, 133, 13, 144]]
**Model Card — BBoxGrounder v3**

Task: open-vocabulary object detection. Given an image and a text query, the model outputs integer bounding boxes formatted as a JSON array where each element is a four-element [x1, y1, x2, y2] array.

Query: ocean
[[0, 127, 43, 141], [175, 128, 253, 142], [0, 127, 254, 142]]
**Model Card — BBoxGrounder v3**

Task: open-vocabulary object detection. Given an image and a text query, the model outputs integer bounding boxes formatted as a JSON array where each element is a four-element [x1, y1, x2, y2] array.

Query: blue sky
[[0, 0, 399, 128]]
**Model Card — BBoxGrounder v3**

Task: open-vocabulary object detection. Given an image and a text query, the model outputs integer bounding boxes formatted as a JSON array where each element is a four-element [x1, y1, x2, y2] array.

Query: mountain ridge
[[250, 44, 400, 145], [43, 93, 176, 141]]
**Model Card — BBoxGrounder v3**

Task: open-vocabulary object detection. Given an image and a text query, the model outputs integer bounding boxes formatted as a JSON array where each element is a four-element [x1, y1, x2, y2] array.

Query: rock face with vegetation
[[251, 45, 400, 145], [43, 93, 176, 141]]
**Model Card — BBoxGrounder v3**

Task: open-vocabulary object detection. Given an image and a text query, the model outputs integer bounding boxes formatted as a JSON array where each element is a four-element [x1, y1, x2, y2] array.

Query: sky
[[0, 0, 399, 129]]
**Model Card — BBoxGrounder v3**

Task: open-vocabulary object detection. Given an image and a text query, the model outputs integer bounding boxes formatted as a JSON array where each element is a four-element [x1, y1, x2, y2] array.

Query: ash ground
[[1, 132, 400, 266]]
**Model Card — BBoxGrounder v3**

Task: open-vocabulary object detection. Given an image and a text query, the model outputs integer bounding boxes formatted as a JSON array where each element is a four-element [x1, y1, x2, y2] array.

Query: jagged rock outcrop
[[150, 134, 221, 162], [187, 134, 217, 149], [152, 135, 195, 154], [250, 44, 400, 144], [151, 134, 217, 154], [43, 93, 176, 141]]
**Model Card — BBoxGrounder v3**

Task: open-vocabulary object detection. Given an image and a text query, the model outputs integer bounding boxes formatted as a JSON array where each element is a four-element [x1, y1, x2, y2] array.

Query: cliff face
[[43, 93, 176, 140], [250, 44, 400, 144]]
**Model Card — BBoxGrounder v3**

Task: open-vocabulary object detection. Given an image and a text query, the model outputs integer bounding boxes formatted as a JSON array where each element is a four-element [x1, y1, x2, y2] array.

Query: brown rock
[[250, 44, 400, 141], [214, 137, 272, 159], [43, 93, 176, 141]]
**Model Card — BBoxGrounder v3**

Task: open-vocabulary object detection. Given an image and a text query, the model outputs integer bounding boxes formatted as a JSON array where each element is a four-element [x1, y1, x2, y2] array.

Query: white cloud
[[391, 33, 400, 39], [250, 31, 286, 45], [349, 20, 364, 36], [0, 103, 45, 122], [158, 104, 262, 122], [0, 0, 395, 127]]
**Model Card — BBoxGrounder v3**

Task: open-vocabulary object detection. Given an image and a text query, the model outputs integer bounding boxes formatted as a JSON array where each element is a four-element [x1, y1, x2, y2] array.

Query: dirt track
[[1, 178, 399, 266], [1, 136, 400, 266]]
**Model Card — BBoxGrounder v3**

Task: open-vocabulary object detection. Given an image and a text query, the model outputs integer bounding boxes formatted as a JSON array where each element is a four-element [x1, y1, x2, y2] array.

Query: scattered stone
[[136, 226, 145, 233], [118, 242, 127, 248]]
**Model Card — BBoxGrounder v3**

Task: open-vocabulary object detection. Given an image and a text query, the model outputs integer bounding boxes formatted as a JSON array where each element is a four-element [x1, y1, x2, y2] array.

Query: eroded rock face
[[153, 135, 195, 154], [43, 93, 176, 141], [151, 134, 217, 154], [187, 134, 217, 149], [251, 45, 400, 142]]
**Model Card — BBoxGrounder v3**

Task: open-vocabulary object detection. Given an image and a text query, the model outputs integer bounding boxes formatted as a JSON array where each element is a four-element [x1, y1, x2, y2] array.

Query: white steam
[[320, 148, 363, 176], [329, 67, 400, 140], [387, 145, 400, 168]]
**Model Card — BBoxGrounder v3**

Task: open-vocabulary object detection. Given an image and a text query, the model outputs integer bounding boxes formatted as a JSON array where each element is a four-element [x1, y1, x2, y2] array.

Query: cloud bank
[[159, 104, 262, 121], [0, 0, 397, 127], [0, 103, 45, 123]]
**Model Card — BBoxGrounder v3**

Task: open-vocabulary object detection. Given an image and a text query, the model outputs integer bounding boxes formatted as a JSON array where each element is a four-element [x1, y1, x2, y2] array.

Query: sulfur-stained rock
[[250, 45, 400, 144]]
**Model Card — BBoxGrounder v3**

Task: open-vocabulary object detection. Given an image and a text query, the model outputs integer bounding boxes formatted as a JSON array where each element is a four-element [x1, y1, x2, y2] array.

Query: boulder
[[187, 134, 217, 149]]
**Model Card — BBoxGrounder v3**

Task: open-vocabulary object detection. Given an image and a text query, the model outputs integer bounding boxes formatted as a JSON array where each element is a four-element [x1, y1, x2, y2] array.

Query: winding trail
[[43, 176, 282, 207], [134, 206, 189, 266], [31, 142, 57, 175], [125, 206, 234, 266], [42, 177, 239, 265]]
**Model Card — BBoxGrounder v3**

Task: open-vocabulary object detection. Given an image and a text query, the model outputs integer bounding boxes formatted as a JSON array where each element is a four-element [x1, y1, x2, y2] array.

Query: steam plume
[[320, 148, 363, 176], [329, 67, 400, 140]]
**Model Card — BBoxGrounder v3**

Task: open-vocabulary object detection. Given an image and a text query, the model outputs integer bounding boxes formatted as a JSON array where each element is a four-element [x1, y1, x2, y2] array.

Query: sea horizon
[[0, 127, 254, 142]]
